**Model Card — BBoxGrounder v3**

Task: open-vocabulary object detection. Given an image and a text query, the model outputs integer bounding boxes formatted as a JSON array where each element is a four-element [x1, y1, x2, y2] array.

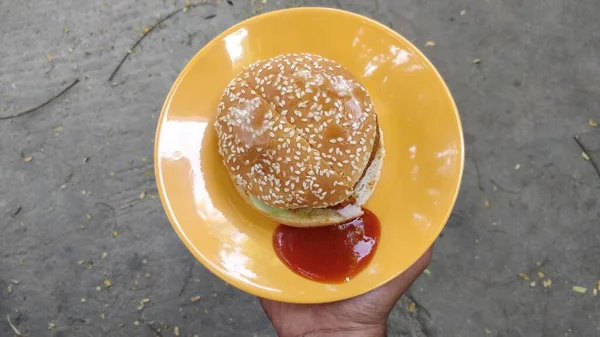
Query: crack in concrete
[[178, 262, 194, 297]]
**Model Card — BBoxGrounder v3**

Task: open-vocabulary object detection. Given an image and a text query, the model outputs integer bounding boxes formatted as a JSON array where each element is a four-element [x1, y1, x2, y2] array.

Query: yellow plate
[[155, 7, 464, 303]]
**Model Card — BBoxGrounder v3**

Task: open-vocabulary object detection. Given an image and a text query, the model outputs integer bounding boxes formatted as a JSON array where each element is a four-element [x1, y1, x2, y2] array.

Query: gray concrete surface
[[1, 0, 599, 336]]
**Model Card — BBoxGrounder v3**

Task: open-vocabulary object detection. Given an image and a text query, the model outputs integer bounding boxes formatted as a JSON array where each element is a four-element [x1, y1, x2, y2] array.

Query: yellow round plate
[[155, 7, 463, 303]]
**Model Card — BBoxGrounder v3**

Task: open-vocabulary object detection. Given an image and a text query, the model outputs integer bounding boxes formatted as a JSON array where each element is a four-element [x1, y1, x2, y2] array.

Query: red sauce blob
[[273, 209, 380, 283]]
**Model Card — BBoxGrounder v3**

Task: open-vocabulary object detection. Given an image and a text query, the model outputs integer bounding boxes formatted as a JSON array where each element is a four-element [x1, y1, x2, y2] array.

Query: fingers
[[370, 245, 434, 303], [397, 245, 434, 283], [258, 297, 276, 321], [259, 245, 434, 317]]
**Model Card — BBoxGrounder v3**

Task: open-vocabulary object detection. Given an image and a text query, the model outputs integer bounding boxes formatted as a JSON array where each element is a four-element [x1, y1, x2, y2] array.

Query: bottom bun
[[234, 129, 385, 227]]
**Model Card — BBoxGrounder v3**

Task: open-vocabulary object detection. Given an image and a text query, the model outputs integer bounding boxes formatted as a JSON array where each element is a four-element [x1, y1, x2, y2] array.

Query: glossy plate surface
[[155, 7, 464, 303]]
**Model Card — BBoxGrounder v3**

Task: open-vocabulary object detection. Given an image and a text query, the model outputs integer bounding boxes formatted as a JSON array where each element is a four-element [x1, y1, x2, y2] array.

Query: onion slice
[[336, 204, 361, 218]]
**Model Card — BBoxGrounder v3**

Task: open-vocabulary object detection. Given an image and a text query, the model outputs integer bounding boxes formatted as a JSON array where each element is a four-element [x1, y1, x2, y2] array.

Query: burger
[[214, 53, 384, 227]]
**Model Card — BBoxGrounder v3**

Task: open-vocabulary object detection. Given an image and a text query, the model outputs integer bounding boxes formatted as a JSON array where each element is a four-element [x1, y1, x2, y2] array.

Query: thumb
[[367, 245, 433, 306]]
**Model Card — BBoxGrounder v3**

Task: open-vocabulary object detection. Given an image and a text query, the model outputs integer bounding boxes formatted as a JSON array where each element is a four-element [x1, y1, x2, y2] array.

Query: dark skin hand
[[259, 246, 434, 337]]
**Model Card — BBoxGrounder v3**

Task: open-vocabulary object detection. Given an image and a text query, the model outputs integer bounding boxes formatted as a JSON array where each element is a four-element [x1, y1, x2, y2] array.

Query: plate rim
[[154, 6, 465, 303]]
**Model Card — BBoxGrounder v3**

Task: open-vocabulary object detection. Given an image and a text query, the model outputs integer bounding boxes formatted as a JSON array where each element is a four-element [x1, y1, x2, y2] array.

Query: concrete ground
[[1, 0, 599, 336]]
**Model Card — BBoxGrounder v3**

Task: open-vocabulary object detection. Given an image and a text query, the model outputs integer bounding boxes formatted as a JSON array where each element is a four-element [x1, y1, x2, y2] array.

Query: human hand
[[259, 245, 433, 337]]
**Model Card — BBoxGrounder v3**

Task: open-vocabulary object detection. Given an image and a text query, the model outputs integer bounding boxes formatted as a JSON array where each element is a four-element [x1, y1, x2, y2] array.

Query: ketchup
[[273, 209, 380, 283]]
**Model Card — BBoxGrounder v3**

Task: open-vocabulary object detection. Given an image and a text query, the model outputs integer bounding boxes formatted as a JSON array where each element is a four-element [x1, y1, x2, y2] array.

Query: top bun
[[215, 53, 378, 209]]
